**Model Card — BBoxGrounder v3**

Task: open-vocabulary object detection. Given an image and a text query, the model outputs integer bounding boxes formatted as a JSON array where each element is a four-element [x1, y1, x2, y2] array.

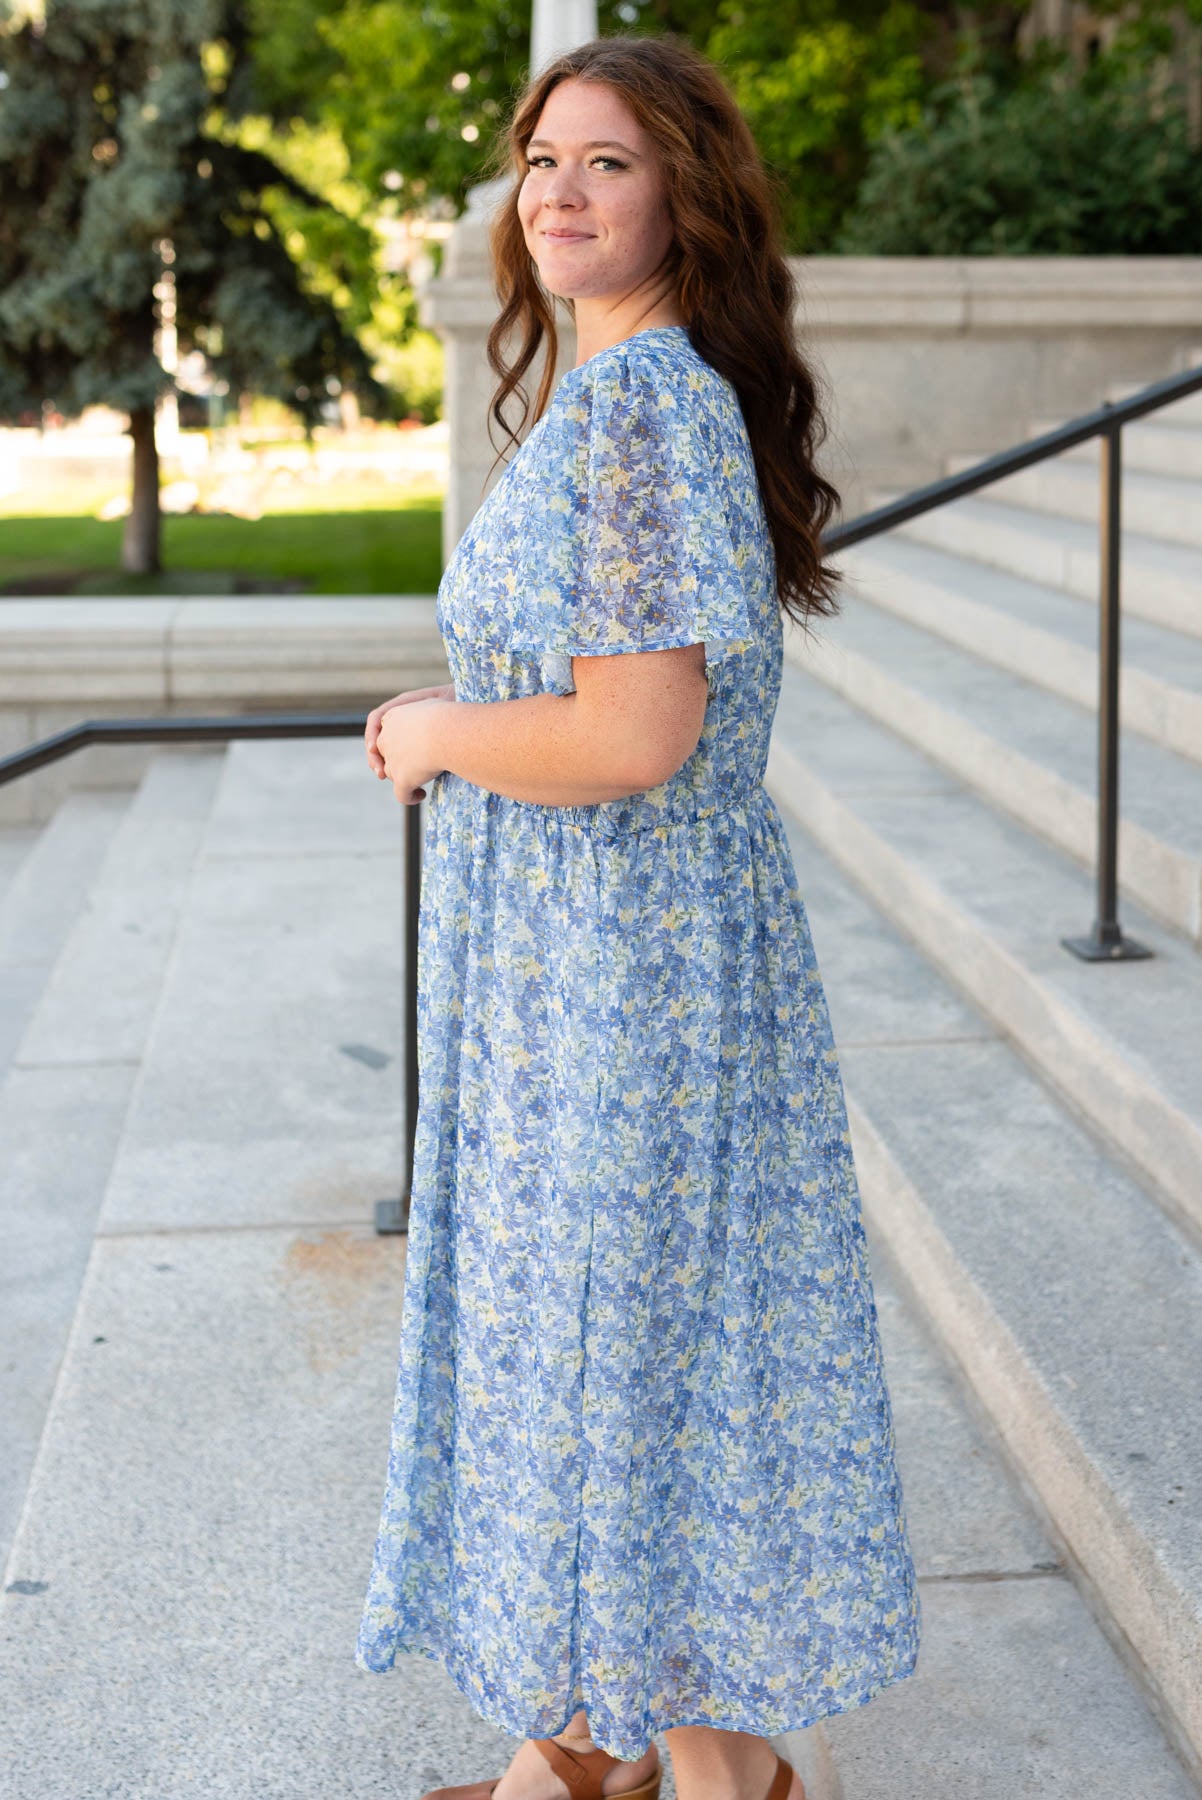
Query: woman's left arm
[[376, 641, 709, 806]]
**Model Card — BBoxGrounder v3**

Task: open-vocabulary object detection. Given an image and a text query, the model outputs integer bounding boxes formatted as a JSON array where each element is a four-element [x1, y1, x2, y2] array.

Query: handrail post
[[1062, 415, 1152, 963], [375, 798, 423, 1233]]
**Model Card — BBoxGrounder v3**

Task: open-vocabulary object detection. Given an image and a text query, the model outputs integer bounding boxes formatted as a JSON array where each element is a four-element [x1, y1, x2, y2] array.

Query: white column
[[427, 0, 600, 552], [530, 0, 598, 78], [465, 0, 599, 222]]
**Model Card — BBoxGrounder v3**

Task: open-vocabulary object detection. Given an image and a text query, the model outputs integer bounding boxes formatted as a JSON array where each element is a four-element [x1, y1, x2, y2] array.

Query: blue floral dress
[[355, 324, 921, 1758]]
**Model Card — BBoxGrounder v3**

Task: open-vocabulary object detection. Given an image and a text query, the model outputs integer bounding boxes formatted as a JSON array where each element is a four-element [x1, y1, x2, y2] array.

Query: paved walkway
[[0, 740, 1196, 1796]]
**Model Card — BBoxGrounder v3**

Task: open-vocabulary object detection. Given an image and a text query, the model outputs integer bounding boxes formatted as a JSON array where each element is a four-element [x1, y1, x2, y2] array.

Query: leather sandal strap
[[765, 1753, 796, 1800], [532, 1738, 617, 1800]]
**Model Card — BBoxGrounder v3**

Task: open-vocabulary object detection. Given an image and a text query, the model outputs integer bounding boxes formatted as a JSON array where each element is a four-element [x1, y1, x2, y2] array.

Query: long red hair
[[479, 31, 843, 633]]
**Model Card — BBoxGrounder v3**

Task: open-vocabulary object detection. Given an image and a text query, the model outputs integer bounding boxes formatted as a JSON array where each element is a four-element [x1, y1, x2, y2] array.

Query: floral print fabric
[[354, 325, 921, 1757]]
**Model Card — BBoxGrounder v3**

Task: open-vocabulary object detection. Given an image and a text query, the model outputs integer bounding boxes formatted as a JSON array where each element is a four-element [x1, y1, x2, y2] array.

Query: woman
[[356, 33, 921, 1800]]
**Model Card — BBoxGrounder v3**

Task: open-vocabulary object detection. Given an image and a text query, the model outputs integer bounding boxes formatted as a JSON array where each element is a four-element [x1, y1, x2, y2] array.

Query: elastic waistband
[[437, 771, 768, 837]]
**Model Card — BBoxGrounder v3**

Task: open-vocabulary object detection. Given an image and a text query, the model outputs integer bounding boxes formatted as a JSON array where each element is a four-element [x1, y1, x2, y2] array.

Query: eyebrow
[[526, 138, 642, 157]]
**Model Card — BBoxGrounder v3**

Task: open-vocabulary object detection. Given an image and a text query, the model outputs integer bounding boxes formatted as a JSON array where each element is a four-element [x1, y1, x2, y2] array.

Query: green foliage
[[1080, 0, 1202, 66], [247, 0, 941, 252], [231, 111, 396, 337], [0, 0, 389, 427], [248, 0, 533, 209], [371, 325, 444, 423], [835, 41, 1202, 253], [225, 108, 429, 414], [704, 0, 934, 250]]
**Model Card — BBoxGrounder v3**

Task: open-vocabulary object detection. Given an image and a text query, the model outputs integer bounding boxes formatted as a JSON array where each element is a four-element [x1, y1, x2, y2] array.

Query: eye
[[524, 154, 626, 171]]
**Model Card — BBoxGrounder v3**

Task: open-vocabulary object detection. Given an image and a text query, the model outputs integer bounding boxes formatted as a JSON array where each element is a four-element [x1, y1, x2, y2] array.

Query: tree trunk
[[122, 404, 161, 575]]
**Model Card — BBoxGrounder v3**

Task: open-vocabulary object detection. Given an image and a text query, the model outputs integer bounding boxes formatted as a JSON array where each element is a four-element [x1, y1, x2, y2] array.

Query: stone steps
[[3, 740, 1196, 1796], [0, 821, 39, 900], [773, 820, 1202, 1797], [1109, 346, 1202, 425], [831, 534, 1202, 770], [0, 737, 419, 1798], [92, 737, 408, 1239], [789, 581, 1202, 943], [0, 785, 137, 1562], [768, 666, 1202, 1248], [1034, 414, 1202, 481], [0, 789, 132, 1082], [770, 655, 1202, 1778], [942, 455, 1202, 551], [765, 339, 1202, 1789], [884, 492, 1202, 642], [0, 753, 223, 1568]]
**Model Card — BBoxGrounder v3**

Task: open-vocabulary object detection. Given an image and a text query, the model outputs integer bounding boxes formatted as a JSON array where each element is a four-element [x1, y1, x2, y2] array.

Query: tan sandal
[[419, 1734, 662, 1800]]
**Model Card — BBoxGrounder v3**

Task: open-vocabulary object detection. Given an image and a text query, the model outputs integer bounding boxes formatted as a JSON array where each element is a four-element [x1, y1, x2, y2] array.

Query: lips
[[543, 231, 593, 241]]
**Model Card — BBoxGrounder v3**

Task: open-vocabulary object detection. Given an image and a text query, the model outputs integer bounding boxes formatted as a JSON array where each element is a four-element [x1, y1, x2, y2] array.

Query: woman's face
[[517, 78, 675, 305]]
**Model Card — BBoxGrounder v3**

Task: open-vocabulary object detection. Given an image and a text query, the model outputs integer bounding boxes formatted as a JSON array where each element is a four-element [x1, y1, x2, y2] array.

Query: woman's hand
[[368, 685, 457, 805], [365, 684, 456, 780]]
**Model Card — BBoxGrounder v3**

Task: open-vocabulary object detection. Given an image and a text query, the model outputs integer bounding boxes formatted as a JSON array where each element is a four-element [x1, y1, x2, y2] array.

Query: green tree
[[248, 0, 533, 211], [835, 30, 1202, 252], [0, 0, 388, 574], [246, 0, 1202, 259], [246, 0, 973, 251], [703, 0, 936, 249], [228, 108, 437, 418]]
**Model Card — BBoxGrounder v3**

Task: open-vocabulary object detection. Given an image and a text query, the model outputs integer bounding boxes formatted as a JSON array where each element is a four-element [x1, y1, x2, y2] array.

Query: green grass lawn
[[0, 489, 444, 596]]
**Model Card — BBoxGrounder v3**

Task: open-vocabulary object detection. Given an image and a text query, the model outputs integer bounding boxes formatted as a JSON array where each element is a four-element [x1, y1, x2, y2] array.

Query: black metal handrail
[[2, 354, 1200, 1234], [0, 710, 421, 1235], [823, 355, 1202, 962], [822, 359, 1202, 554], [0, 709, 369, 782]]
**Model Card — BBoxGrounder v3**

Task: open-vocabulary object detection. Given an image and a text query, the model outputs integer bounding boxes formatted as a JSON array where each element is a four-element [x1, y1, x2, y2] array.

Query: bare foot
[[663, 1726, 805, 1800]]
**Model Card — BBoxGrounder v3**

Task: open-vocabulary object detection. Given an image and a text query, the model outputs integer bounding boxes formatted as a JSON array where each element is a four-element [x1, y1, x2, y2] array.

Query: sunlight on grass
[[0, 488, 445, 596], [0, 420, 451, 594]]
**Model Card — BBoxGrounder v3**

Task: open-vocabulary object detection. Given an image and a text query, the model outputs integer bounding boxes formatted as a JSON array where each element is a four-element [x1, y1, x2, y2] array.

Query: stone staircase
[[0, 741, 423, 1798], [1, 349, 1200, 1796], [768, 343, 1202, 1793]]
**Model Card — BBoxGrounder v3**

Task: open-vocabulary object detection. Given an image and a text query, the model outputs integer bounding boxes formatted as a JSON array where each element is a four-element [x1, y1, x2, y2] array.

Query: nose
[[541, 167, 585, 210]]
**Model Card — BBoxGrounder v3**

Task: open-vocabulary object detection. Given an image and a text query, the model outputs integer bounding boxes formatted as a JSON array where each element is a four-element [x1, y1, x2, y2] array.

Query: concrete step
[[769, 818, 1202, 1791], [0, 821, 39, 902], [3, 806, 1197, 1797], [1108, 388, 1202, 427], [765, 665, 1202, 1246], [787, 592, 1202, 944], [882, 491, 1202, 642], [91, 736, 409, 1237], [833, 534, 1202, 769], [0, 749, 225, 1569], [0, 740, 468, 1800], [941, 456, 1202, 553], [1025, 415, 1202, 483], [0, 788, 133, 1089]]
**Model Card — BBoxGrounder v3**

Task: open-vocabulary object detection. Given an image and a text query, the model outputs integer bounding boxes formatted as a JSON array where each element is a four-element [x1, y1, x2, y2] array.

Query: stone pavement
[[1, 735, 1197, 1796]]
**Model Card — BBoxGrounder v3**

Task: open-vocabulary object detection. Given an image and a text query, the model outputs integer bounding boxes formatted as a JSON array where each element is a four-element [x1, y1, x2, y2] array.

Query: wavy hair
[[480, 31, 843, 634]]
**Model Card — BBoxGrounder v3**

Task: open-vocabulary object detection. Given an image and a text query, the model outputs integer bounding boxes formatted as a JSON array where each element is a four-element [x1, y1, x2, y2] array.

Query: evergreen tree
[[0, 0, 388, 574]]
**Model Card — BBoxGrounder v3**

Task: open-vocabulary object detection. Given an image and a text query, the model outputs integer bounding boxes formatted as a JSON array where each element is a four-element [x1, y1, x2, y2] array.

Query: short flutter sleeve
[[505, 344, 754, 675]]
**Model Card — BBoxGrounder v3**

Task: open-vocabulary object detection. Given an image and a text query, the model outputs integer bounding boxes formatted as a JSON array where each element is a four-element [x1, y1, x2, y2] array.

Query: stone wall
[[420, 213, 1202, 548], [6, 240, 1201, 822], [794, 256, 1202, 524], [0, 597, 449, 824]]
